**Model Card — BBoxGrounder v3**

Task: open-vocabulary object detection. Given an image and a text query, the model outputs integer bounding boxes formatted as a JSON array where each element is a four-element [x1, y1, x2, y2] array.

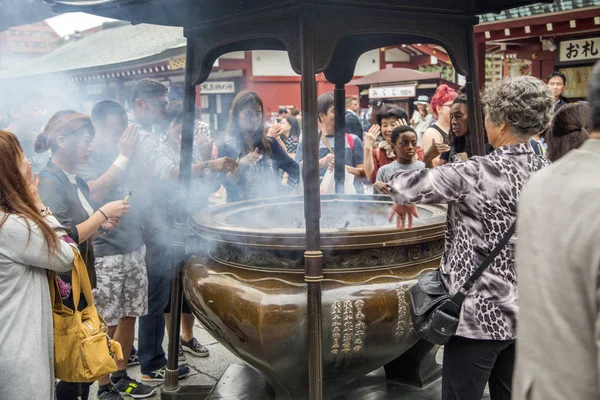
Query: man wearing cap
[[412, 95, 433, 146]]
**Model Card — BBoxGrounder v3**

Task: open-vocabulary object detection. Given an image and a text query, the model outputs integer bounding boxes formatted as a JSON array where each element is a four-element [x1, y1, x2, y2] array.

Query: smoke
[[0, 16, 434, 272]]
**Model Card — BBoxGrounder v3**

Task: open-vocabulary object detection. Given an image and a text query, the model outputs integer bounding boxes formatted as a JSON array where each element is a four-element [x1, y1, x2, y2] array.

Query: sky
[[45, 12, 114, 37]]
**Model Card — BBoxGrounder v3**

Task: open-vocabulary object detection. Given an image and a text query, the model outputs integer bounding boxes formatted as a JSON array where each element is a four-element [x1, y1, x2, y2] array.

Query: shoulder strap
[[320, 132, 355, 153], [319, 132, 334, 154], [452, 222, 516, 304], [431, 124, 448, 144], [345, 133, 354, 151]]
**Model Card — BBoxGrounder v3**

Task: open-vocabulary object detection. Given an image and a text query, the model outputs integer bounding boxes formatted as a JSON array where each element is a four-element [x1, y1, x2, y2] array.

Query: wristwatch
[[204, 161, 212, 176]]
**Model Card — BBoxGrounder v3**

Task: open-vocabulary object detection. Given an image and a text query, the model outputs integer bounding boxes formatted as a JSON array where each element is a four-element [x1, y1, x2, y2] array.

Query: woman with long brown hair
[[0, 130, 76, 400], [218, 90, 300, 202]]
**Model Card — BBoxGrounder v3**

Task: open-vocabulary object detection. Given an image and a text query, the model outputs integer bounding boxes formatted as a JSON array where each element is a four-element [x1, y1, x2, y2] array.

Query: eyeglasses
[[441, 103, 453, 108]]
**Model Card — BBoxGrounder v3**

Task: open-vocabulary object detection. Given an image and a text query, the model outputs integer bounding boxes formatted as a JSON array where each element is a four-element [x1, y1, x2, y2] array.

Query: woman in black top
[[218, 91, 300, 202], [269, 116, 300, 158], [440, 94, 472, 165], [36, 112, 130, 400]]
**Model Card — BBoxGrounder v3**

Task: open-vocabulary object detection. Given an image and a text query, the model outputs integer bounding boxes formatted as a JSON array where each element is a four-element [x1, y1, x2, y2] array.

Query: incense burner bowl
[[184, 195, 446, 400]]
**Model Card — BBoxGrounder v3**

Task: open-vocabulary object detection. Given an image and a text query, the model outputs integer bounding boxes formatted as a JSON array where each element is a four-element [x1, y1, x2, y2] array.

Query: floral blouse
[[388, 143, 549, 340]]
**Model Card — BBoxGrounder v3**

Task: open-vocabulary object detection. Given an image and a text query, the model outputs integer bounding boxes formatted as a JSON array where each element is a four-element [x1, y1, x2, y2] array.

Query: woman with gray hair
[[384, 76, 554, 400]]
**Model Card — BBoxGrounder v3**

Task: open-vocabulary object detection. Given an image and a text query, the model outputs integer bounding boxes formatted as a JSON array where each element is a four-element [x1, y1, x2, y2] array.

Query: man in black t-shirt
[[77, 100, 156, 399]]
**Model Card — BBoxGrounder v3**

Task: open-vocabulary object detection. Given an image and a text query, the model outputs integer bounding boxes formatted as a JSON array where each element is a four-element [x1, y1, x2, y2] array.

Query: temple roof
[[479, 0, 599, 23], [0, 23, 184, 79]]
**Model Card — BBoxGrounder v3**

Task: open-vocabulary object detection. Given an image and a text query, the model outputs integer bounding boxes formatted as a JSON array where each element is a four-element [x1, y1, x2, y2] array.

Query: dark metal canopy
[[48, 0, 552, 23], [40, 1, 552, 399]]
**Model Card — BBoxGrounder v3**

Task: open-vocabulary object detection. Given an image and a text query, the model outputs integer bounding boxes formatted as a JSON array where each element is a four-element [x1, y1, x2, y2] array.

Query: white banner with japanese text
[[559, 37, 600, 63]]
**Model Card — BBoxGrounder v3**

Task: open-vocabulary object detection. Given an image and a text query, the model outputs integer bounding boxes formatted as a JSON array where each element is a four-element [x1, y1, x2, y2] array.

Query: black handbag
[[409, 223, 516, 345]]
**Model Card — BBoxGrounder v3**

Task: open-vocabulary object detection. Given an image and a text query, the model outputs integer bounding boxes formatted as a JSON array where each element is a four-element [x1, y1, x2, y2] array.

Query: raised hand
[[319, 153, 334, 169], [198, 136, 214, 162], [267, 124, 283, 138], [239, 148, 262, 166], [209, 157, 238, 172], [388, 204, 419, 230], [364, 124, 381, 149], [424, 143, 450, 164], [118, 124, 139, 158], [27, 164, 45, 211]]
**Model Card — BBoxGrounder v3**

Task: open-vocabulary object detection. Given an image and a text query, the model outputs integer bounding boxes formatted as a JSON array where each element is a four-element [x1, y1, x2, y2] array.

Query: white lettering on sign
[[369, 85, 416, 99], [199, 81, 235, 94], [559, 37, 600, 63]]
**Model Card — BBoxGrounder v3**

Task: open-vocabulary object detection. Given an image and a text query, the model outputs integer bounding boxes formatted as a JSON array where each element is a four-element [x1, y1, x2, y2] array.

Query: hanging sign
[[199, 81, 236, 94], [369, 85, 416, 99], [559, 37, 600, 63]]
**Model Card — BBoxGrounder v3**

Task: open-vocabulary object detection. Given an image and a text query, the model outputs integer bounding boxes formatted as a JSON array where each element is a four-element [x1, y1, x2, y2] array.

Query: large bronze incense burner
[[184, 195, 446, 399], [47, 1, 553, 398]]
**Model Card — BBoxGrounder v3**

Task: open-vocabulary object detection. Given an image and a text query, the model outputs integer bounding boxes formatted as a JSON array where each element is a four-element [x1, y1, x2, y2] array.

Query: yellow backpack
[[49, 248, 118, 382]]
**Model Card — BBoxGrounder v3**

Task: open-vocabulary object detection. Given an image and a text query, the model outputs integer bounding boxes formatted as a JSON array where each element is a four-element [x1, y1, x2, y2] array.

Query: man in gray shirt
[[513, 61, 600, 400], [127, 79, 235, 383]]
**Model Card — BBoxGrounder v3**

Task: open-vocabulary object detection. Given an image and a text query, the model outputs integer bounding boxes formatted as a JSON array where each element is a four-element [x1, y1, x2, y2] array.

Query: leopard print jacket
[[389, 143, 549, 340]]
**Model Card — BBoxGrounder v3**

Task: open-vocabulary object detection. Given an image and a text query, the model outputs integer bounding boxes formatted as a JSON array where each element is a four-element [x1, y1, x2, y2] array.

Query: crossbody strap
[[319, 132, 334, 154], [447, 153, 543, 306], [451, 222, 516, 304]]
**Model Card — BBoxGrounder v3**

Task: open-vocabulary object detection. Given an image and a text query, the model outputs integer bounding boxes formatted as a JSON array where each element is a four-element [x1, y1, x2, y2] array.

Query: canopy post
[[334, 83, 346, 194], [300, 12, 324, 400], [465, 23, 486, 156], [164, 39, 196, 392]]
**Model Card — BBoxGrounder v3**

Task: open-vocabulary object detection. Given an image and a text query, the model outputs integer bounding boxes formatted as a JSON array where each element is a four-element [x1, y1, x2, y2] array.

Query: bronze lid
[[192, 195, 446, 251]]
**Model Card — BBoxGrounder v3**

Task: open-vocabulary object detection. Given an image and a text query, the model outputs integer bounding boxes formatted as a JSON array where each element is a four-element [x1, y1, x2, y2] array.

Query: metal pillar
[[164, 41, 196, 392], [300, 13, 324, 400], [465, 23, 486, 156], [333, 83, 346, 194]]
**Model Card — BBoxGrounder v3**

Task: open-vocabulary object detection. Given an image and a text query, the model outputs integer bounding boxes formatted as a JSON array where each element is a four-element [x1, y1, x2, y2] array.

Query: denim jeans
[[138, 229, 172, 374]]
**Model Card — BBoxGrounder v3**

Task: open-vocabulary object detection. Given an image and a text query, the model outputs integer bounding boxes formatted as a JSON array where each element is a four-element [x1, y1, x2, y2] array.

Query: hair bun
[[34, 132, 49, 154], [436, 84, 450, 95]]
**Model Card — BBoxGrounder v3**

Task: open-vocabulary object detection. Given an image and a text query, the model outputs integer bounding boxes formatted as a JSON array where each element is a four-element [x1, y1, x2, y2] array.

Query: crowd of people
[[0, 59, 598, 400]]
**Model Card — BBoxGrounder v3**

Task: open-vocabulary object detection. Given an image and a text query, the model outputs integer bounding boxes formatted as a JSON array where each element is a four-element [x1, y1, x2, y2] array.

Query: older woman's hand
[[388, 204, 419, 230], [364, 124, 381, 149]]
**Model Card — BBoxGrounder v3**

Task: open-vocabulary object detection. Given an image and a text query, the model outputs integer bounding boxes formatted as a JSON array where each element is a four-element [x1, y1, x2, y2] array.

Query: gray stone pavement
[[89, 318, 490, 400], [89, 320, 241, 399]]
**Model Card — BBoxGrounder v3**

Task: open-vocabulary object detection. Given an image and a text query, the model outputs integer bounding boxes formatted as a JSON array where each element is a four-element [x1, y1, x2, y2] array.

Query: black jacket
[[345, 110, 364, 141], [38, 161, 96, 288], [554, 96, 569, 113]]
